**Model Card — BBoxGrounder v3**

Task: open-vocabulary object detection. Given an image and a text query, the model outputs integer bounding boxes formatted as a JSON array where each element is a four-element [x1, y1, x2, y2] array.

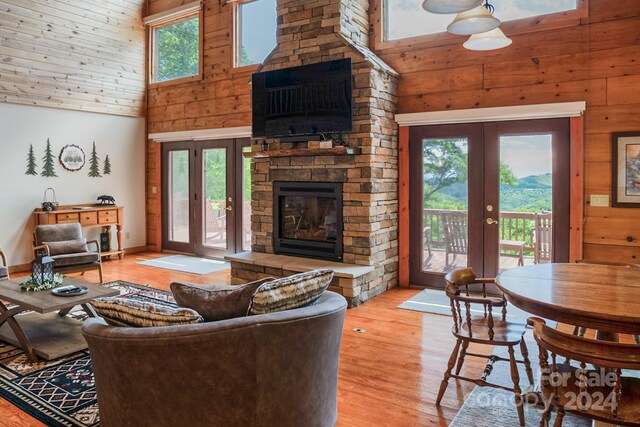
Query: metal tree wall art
[[41, 138, 58, 177], [26, 144, 37, 176], [103, 154, 112, 175], [88, 141, 102, 178]]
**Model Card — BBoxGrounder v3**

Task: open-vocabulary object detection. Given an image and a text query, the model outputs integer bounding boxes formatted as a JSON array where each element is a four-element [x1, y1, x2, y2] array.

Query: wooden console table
[[33, 204, 125, 259]]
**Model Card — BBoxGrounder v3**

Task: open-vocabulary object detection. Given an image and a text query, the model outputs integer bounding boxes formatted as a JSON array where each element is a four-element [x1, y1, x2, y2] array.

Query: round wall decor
[[59, 144, 86, 171]]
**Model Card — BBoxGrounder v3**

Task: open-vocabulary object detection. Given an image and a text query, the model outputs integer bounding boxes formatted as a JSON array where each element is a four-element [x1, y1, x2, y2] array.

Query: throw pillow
[[43, 239, 88, 256], [90, 297, 203, 327], [170, 280, 267, 321], [248, 269, 334, 316]]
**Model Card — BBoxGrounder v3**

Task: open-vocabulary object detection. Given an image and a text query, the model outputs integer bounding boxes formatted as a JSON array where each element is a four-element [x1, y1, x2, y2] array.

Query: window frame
[[231, 0, 276, 70], [374, 0, 588, 52], [148, 10, 204, 87]]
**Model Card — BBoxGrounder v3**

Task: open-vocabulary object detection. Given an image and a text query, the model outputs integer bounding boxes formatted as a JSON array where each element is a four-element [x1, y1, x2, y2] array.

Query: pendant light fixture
[[463, 27, 512, 50], [422, 0, 482, 14], [447, 3, 501, 35]]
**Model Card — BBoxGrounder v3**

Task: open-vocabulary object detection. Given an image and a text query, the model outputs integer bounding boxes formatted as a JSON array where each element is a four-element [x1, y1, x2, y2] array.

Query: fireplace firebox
[[273, 182, 343, 261]]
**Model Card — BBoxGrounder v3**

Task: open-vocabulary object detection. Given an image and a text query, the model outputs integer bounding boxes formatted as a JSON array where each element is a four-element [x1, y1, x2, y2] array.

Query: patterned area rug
[[0, 280, 173, 427]]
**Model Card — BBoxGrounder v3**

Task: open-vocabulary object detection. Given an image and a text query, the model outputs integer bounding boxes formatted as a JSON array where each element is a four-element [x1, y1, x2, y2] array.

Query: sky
[[241, 0, 277, 65], [500, 135, 552, 178], [386, 0, 577, 40]]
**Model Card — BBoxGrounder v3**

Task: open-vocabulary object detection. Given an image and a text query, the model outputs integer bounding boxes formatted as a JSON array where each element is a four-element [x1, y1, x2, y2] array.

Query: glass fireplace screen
[[279, 196, 338, 242]]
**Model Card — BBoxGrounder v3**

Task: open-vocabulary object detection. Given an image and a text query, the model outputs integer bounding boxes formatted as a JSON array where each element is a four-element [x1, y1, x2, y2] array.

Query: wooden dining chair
[[529, 317, 640, 426], [573, 260, 640, 344], [436, 268, 534, 426]]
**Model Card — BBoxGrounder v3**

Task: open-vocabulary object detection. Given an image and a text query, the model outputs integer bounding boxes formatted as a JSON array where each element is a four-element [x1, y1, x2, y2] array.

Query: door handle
[[225, 205, 233, 211], [486, 218, 498, 225]]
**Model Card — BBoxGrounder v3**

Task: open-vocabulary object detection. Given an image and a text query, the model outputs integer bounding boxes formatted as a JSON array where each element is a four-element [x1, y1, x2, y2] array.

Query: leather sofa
[[81, 291, 347, 427]]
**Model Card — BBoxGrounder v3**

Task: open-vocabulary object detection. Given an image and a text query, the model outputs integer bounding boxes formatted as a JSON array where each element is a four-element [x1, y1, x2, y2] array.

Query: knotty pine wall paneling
[[0, 0, 146, 117], [371, 0, 640, 264]]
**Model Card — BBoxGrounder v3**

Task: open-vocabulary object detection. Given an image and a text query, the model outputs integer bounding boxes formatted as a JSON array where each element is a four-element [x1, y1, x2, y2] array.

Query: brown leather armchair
[[82, 291, 347, 427], [33, 223, 103, 282]]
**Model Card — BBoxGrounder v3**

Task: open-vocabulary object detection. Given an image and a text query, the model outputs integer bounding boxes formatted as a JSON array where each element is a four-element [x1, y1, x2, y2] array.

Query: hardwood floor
[[1, 252, 487, 427]]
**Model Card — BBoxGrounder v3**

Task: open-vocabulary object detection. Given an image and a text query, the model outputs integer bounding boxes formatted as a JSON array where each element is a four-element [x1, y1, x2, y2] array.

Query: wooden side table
[[34, 204, 125, 259]]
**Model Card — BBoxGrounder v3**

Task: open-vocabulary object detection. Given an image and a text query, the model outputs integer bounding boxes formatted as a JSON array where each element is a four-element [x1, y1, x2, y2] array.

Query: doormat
[[137, 255, 230, 275], [0, 280, 174, 427], [397, 288, 548, 326]]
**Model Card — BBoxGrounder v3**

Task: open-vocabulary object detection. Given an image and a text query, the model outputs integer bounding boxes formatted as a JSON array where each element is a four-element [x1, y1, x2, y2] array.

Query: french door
[[409, 119, 570, 288], [162, 138, 251, 258]]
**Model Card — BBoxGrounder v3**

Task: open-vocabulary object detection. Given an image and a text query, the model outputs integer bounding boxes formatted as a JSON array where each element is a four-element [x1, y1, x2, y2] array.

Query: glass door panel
[[409, 123, 483, 288], [162, 143, 195, 254], [168, 150, 190, 243], [202, 148, 228, 250], [242, 145, 252, 251], [497, 135, 553, 273], [421, 138, 470, 274]]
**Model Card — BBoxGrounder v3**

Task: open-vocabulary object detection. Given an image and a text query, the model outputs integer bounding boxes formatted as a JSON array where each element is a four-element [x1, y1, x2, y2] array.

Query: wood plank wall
[[0, 0, 146, 117], [146, 0, 640, 263], [145, 0, 255, 250], [146, 0, 253, 133], [372, 0, 640, 264]]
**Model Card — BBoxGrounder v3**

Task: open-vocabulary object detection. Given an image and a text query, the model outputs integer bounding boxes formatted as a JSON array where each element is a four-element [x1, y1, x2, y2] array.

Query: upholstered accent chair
[[33, 223, 103, 282], [82, 291, 347, 427], [0, 250, 8, 281]]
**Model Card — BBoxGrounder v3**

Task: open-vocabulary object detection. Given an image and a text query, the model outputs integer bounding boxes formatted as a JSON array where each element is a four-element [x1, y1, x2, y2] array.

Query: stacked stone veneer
[[243, 0, 399, 306]]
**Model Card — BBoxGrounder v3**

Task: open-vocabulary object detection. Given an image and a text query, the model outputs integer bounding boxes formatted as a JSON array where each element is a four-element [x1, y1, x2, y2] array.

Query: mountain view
[[429, 173, 552, 213]]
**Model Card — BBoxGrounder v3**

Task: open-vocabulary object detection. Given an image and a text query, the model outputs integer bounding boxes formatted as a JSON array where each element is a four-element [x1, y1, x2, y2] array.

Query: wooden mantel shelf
[[243, 146, 361, 158]]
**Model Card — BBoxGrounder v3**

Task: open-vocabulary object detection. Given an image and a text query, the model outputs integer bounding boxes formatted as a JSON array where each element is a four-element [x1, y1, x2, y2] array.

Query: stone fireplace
[[229, 0, 399, 306]]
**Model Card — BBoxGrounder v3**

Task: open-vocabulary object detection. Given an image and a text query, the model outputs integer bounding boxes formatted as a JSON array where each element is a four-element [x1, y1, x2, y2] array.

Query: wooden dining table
[[495, 263, 640, 337]]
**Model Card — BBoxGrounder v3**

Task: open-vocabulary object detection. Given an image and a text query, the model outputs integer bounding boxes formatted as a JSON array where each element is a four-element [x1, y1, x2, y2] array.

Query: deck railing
[[423, 209, 538, 254]]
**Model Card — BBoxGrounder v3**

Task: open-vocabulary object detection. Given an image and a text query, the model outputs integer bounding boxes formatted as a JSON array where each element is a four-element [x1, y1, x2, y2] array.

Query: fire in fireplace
[[273, 182, 343, 261]]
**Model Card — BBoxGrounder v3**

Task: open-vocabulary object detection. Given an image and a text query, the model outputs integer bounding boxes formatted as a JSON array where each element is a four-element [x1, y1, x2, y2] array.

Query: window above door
[[233, 0, 277, 68], [145, 2, 203, 85]]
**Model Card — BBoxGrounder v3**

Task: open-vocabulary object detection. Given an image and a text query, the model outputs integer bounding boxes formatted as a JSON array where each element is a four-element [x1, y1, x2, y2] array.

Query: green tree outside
[[156, 17, 199, 82]]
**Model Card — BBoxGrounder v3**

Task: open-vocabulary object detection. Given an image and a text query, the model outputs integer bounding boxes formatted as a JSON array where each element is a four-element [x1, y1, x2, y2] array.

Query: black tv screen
[[251, 58, 352, 138]]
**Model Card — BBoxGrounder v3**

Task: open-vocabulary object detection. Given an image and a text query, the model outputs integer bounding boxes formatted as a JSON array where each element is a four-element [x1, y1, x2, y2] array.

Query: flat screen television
[[251, 58, 352, 138]]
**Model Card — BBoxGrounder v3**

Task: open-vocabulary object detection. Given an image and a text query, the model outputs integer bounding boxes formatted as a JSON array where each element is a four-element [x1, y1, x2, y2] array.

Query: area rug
[[449, 332, 591, 427], [397, 288, 539, 325], [0, 280, 174, 427], [137, 254, 230, 274]]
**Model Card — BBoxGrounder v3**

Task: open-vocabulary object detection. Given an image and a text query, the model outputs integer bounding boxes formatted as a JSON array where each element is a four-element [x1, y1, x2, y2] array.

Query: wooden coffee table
[[0, 277, 118, 362]]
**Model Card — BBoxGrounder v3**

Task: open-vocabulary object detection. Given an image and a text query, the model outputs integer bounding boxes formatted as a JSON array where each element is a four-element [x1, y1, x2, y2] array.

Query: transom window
[[235, 0, 277, 67], [384, 0, 577, 41], [150, 13, 200, 83]]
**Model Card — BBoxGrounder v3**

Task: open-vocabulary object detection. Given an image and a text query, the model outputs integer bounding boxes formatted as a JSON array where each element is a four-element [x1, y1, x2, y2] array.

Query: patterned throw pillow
[[248, 269, 334, 316], [171, 280, 268, 321], [89, 297, 203, 327]]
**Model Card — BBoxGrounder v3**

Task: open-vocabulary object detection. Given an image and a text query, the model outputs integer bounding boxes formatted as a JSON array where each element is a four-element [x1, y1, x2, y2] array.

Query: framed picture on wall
[[59, 144, 86, 171], [612, 131, 640, 207]]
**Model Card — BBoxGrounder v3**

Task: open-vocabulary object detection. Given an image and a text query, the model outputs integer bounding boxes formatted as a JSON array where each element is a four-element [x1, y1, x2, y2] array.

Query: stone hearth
[[239, 0, 399, 306]]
